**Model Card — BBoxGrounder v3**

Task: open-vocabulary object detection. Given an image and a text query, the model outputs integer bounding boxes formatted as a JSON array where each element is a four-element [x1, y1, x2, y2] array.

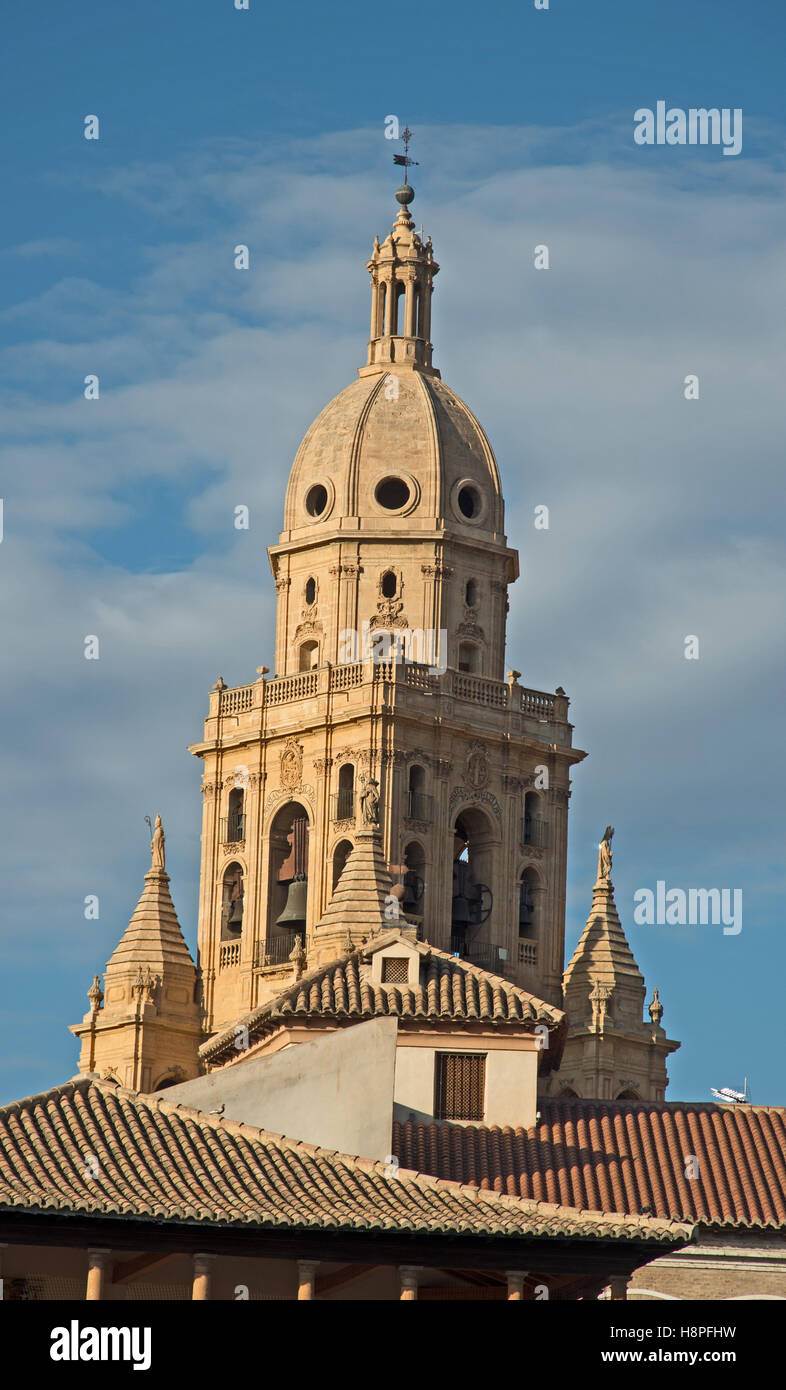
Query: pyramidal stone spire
[[563, 871, 647, 1022], [553, 830, 680, 1103], [70, 816, 202, 1092], [106, 825, 196, 976], [311, 828, 397, 965]]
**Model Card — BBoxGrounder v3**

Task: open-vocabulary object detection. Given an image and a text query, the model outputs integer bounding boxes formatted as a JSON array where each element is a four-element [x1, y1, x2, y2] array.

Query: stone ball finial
[[395, 183, 415, 206]]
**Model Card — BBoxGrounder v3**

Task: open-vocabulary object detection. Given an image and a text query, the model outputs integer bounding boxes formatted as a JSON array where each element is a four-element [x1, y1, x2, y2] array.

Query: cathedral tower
[[190, 180, 587, 1037]]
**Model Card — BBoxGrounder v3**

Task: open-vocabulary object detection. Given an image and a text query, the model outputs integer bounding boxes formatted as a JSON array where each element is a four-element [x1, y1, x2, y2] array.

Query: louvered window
[[382, 956, 409, 984], [434, 1052, 486, 1121]]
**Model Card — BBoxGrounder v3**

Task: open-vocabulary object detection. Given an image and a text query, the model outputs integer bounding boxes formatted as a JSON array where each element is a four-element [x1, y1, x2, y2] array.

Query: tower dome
[[281, 371, 504, 543], [279, 192, 506, 548]]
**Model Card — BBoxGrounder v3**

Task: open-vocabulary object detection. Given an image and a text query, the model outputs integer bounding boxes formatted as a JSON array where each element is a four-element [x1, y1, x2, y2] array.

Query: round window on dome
[[375, 476, 411, 511], [305, 484, 328, 518], [457, 484, 481, 519]]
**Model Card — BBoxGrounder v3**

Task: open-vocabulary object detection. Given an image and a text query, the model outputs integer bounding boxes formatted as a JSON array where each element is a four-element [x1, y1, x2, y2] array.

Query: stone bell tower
[[190, 177, 587, 1039]]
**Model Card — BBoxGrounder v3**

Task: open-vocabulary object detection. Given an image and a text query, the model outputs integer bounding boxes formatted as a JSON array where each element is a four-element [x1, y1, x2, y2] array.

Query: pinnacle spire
[[70, 818, 202, 1090], [105, 862, 196, 975], [311, 828, 396, 964], [556, 831, 680, 1102], [563, 869, 646, 1022]]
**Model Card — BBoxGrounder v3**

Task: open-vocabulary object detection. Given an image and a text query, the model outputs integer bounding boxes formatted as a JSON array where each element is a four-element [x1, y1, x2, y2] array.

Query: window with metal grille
[[381, 956, 409, 984], [434, 1052, 486, 1121]]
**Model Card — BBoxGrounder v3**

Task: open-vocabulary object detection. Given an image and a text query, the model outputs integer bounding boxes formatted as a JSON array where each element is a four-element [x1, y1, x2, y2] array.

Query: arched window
[[465, 579, 477, 608], [227, 786, 244, 843], [378, 281, 387, 337], [221, 862, 244, 940], [458, 642, 479, 674], [616, 1089, 641, 1101], [381, 570, 398, 599], [299, 639, 319, 671], [413, 284, 421, 336], [332, 838, 353, 892], [519, 868, 539, 937], [523, 791, 547, 848], [407, 764, 427, 820], [335, 763, 355, 821], [402, 840, 425, 917], [304, 576, 316, 605], [392, 280, 405, 335]]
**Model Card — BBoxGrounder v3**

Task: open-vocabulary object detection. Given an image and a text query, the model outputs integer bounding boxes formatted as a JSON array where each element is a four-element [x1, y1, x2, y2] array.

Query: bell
[[228, 894, 244, 927], [276, 874, 308, 929]]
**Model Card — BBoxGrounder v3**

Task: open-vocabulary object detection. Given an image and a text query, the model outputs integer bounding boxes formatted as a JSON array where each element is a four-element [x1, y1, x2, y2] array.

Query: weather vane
[[393, 126, 419, 177]]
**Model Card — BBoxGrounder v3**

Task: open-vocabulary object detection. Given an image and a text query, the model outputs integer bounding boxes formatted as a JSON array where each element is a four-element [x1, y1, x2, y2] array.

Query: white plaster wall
[[164, 1016, 397, 1161], [393, 1043, 538, 1127]]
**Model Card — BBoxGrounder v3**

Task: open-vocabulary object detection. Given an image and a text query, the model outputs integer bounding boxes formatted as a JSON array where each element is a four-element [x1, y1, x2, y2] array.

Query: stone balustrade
[[216, 662, 567, 726]]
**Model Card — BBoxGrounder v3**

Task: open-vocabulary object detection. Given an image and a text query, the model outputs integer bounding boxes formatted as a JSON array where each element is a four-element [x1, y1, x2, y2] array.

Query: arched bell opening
[[332, 837, 353, 893], [450, 808, 496, 961], [221, 861, 245, 941], [266, 802, 310, 956]]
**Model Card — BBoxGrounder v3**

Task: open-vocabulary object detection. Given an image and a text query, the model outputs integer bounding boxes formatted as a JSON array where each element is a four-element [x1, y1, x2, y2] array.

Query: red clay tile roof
[[201, 937, 565, 1066], [0, 1078, 689, 1247], [392, 1099, 786, 1230]]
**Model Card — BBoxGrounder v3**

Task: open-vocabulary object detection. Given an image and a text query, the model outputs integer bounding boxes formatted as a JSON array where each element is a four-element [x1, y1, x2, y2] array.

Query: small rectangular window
[[434, 1052, 486, 1121], [382, 956, 409, 984]]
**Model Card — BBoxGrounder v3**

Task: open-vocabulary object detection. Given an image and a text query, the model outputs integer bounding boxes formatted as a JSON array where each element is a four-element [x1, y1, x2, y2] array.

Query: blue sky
[[1, 0, 785, 1104]]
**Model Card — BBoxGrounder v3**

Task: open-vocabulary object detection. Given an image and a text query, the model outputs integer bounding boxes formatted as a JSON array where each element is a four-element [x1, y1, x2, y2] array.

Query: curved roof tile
[[0, 1079, 689, 1247], [392, 1099, 786, 1230]]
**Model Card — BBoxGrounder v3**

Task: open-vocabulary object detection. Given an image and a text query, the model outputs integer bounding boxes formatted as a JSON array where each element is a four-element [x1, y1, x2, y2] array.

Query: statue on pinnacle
[[597, 825, 614, 881], [151, 814, 166, 872]]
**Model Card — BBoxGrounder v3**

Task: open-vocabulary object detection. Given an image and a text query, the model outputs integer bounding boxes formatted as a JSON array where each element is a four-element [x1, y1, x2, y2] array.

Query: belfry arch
[[266, 801, 310, 955]]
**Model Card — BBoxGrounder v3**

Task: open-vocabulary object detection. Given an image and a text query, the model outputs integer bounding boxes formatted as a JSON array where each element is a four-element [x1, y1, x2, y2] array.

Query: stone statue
[[359, 775, 380, 826], [597, 825, 614, 880], [151, 814, 166, 871]]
